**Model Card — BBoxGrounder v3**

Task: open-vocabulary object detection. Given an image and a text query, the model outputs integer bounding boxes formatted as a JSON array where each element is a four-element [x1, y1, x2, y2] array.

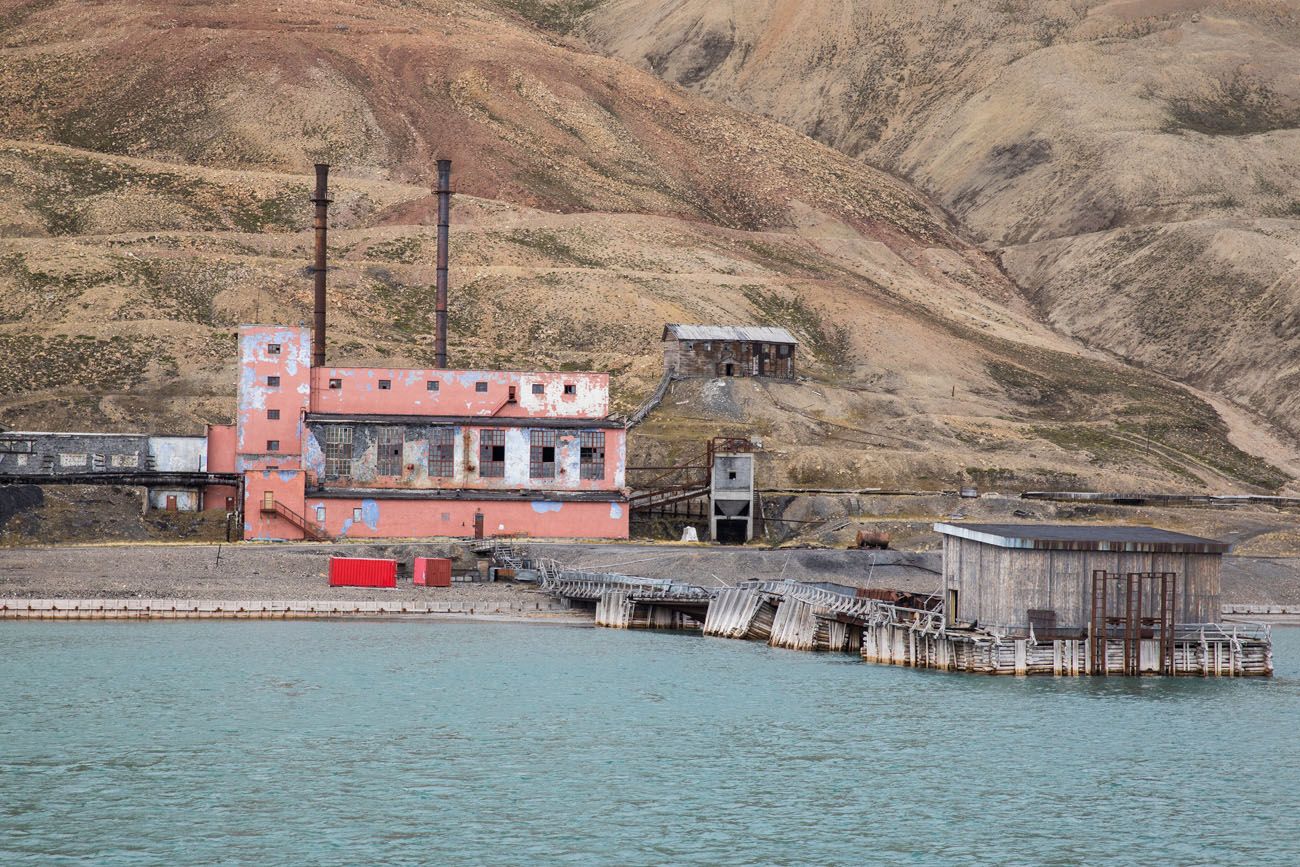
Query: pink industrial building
[[218, 325, 628, 541], [1, 160, 630, 541]]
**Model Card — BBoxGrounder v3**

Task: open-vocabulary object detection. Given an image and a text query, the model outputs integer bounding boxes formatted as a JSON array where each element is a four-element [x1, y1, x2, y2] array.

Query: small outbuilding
[[935, 522, 1227, 634], [662, 325, 797, 379]]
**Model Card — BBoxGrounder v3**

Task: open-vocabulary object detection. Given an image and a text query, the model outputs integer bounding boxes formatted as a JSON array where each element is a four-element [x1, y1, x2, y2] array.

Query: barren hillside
[[0, 0, 1293, 493], [582, 0, 1300, 445]]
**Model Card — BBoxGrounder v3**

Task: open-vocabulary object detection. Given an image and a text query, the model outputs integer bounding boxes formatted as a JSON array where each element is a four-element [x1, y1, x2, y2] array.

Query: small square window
[[353, 507, 363, 522], [475, 382, 488, 393], [267, 375, 280, 387], [379, 379, 391, 390], [329, 378, 342, 389], [531, 383, 545, 395], [728, 471, 737, 480], [267, 409, 280, 420], [563, 383, 576, 395], [426, 381, 439, 391], [267, 440, 280, 452], [267, 343, 281, 355]]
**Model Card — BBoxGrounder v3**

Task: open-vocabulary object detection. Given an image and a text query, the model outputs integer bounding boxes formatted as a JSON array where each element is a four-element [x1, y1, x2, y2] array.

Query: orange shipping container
[[413, 557, 452, 587]]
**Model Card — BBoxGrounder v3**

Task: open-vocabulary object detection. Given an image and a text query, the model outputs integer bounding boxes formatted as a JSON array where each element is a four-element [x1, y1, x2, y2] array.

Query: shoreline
[[3, 598, 1297, 627], [0, 598, 593, 624]]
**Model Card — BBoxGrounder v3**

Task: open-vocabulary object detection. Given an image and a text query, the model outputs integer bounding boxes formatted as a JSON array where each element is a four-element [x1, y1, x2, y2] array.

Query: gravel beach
[[2, 540, 1299, 609]]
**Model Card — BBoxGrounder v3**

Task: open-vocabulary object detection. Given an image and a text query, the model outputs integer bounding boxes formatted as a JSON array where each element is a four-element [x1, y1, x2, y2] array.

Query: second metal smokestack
[[435, 159, 452, 369], [311, 163, 331, 369]]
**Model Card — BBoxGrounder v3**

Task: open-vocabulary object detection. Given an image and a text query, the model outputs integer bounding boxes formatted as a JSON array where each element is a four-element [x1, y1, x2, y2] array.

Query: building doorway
[[715, 519, 748, 544], [724, 363, 734, 376]]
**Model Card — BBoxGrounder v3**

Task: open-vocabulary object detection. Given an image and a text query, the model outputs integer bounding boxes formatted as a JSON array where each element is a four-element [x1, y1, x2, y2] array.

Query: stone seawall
[[0, 598, 579, 620]]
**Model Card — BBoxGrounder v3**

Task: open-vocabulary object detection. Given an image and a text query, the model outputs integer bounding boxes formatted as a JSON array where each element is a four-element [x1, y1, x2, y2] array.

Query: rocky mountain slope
[[0, 0, 1292, 493], [581, 0, 1300, 446]]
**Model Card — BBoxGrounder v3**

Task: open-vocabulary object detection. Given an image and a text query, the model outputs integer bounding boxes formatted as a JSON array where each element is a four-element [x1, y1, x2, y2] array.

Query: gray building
[[711, 450, 755, 544], [0, 432, 150, 475], [662, 325, 797, 379], [0, 431, 213, 512], [935, 522, 1227, 634]]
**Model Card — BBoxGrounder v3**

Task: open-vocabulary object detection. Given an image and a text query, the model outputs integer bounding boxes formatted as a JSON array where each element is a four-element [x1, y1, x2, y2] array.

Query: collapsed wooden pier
[[541, 572, 1273, 677]]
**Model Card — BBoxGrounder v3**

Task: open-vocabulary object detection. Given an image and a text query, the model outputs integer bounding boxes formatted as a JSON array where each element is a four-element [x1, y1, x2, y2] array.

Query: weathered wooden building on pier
[[936, 523, 1224, 634], [536, 522, 1272, 677]]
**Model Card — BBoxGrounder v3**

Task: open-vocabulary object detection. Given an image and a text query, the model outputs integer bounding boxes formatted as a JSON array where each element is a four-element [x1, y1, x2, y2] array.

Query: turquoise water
[[1, 623, 1298, 866]]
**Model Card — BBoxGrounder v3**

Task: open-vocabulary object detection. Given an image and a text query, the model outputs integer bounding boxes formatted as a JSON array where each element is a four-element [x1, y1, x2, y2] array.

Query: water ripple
[[1, 623, 1298, 865]]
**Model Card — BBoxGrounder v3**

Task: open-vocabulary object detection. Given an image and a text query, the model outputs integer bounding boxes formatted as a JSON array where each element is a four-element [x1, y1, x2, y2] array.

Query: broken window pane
[[563, 383, 576, 395], [530, 430, 557, 479], [329, 378, 342, 389], [479, 429, 506, 477], [580, 431, 605, 480], [379, 379, 392, 390]]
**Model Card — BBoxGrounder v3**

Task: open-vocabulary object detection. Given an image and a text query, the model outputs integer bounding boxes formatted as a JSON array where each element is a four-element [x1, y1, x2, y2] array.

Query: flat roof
[[933, 522, 1230, 554], [306, 413, 624, 430]]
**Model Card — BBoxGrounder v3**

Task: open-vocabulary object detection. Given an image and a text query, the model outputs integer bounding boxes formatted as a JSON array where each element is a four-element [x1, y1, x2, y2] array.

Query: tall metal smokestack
[[434, 159, 452, 369], [311, 163, 331, 369]]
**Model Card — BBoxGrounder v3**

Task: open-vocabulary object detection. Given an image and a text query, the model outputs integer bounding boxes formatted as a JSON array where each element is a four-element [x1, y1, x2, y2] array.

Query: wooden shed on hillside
[[934, 522, 1228, 636], [662, 325, 797, 379]]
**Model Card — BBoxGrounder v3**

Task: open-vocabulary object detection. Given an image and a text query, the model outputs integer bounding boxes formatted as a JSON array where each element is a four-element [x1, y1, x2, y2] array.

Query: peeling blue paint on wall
[[361, 499, 380, 530], [277, 470, 297, 483], [303, 433, 325, 476], [532, 501, 562, 513], [610, 502, 623, 519]]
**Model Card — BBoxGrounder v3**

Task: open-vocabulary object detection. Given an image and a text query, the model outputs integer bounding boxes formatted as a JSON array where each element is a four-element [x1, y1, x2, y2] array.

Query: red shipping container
[[329, 557, 397, 588], [413, 557, 452, 587]]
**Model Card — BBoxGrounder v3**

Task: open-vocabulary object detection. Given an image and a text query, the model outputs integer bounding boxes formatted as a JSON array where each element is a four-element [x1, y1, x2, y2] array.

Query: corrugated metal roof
[[663, 324, 798, 344], [933, 522, 1230, 554]]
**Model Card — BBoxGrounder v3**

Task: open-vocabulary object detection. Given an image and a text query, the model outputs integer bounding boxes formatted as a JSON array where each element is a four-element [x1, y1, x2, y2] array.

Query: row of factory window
[[0, 447, 146, 469], [264, 375, 577, 396], [315, 426, 606, 480]]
